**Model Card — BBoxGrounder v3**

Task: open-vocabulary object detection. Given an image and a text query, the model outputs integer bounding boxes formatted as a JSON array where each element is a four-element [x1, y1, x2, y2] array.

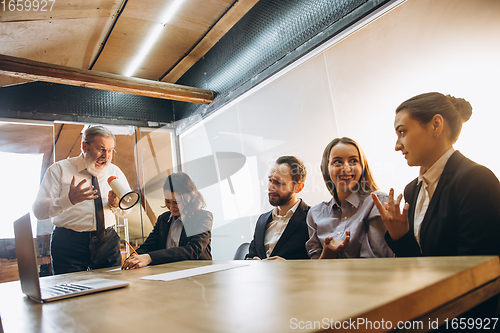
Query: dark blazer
[[246, 199, 310, 260], [136, 210, 213, 265], [386, 151, 500, 257]]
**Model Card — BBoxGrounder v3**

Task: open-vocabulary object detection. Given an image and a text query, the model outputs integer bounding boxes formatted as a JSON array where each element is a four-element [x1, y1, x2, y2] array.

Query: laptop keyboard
[[42, 283, 93, 297]]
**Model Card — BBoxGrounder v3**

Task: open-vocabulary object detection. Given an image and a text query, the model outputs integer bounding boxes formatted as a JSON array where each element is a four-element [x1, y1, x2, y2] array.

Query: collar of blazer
[[416, 151, 464, 247], [163, 212, 187, 243], [255, 199, 309, 258], [269, 199, 309, 256]]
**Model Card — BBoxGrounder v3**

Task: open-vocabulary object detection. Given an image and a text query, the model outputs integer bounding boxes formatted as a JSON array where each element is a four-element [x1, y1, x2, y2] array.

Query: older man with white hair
[[33, 125, 132, 274]]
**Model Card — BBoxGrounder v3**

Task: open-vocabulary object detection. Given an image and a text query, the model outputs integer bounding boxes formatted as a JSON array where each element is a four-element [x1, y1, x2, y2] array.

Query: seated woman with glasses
[[122, 172, 213, 269]]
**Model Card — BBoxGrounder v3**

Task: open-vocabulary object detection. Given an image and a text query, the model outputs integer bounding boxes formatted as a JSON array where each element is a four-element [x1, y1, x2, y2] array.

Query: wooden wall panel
[[0, 1, 124, 88], [162, 0, 260, 83], [92, 0, 234, 79], [0, 18, 115, 70], [54, 124, 84, 161], [0, 75, 32, 87]]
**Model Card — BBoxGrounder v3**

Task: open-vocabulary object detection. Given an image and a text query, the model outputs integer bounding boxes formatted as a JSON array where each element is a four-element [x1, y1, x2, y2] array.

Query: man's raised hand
[[68, 176, 98, 205]]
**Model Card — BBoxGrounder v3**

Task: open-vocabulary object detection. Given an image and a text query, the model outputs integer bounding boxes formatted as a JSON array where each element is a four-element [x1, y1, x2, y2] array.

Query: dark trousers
[[50, 226, 121, 275]]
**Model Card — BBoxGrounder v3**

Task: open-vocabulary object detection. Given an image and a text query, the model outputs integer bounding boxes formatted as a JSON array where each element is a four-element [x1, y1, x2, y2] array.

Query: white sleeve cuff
[[57, 193, 74, 211]]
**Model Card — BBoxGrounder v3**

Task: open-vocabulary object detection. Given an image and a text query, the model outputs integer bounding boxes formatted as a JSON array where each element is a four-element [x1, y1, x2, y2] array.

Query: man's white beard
[[84, 153, 110, 177]]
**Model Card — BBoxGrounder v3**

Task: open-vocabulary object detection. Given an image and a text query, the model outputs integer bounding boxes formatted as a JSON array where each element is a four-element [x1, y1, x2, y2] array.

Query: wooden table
[[1, 256, 499, 332]]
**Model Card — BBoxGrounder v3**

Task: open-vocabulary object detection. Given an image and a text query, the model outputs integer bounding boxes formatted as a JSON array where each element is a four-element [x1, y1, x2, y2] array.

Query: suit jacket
[[386, 151, 500, 257], [246, 199, 310, 259], [136, 210, 213, 265]]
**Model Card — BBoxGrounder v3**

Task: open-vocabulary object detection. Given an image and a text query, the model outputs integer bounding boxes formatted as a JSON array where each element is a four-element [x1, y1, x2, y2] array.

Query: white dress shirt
[[414, 147, 455, 244], [264, 199, 301, 257], [166, 216, 183, 249], [32, 155, 131, 232], [306, 191, 394, 259]]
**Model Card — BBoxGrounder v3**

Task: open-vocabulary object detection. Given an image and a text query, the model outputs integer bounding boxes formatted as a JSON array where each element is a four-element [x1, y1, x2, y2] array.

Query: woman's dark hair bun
[[447, 95, 472, 123]]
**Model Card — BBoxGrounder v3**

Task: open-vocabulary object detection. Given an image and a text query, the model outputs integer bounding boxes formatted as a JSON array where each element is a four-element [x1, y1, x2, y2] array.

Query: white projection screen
[[179, 0, 500, 259]]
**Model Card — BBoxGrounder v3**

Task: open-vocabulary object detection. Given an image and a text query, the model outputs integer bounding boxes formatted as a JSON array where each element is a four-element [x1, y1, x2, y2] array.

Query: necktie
[[92, 176, 105, 240], [414, 181, 429, 245]]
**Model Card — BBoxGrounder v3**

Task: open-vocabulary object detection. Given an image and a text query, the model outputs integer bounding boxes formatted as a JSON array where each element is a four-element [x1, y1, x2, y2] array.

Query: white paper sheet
[[140, 263, 249, 282], [107, 267, 122, 272]]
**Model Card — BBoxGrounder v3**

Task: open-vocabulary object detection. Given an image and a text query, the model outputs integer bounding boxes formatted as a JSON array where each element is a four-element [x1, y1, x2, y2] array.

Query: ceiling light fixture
[[124, 0, 187, 77]]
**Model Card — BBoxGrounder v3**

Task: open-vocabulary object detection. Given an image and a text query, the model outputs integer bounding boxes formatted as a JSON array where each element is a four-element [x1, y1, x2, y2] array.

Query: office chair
[[233, 242, 250, 260]]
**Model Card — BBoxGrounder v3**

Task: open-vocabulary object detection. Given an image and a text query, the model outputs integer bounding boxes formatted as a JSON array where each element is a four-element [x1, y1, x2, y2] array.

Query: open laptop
[[13, 213, 130, 303]]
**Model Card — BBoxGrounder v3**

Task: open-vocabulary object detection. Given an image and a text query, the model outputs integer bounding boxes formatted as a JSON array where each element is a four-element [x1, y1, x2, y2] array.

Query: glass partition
[[132, 127, 176, 245]]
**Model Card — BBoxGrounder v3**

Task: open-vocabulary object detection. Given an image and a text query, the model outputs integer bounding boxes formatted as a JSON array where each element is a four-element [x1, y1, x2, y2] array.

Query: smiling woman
[[306, 137, 394, 260]]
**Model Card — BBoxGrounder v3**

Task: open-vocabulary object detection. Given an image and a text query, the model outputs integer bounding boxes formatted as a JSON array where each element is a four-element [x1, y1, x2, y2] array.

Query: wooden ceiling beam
[[0, 54, 214, 104], [162, 0, 261, 83]]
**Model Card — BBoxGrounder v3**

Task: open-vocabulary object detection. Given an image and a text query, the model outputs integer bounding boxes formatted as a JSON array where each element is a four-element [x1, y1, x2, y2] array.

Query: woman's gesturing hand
[[319, 230, 350, 259], [371, 189, 410, 241]]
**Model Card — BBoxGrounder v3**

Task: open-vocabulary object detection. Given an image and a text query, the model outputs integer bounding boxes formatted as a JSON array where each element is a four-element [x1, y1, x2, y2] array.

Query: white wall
[[179, 0, 500, 260]]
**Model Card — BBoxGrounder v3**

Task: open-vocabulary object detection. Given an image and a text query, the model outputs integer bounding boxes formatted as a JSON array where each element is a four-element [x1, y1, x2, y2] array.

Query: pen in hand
[[124, 239, 139, 256]]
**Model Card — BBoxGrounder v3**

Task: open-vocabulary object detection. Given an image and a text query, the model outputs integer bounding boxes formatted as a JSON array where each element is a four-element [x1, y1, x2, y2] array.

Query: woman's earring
[[434, 133, 439, 138]]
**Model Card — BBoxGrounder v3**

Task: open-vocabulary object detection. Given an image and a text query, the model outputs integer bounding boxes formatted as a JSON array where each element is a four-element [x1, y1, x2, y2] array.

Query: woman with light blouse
[[306, 137, 394, 259]]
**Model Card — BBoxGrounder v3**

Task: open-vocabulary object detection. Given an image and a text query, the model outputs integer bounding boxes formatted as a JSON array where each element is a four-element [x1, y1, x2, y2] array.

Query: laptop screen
[[13, 213, 43, 300]]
